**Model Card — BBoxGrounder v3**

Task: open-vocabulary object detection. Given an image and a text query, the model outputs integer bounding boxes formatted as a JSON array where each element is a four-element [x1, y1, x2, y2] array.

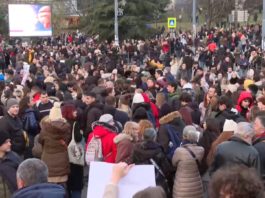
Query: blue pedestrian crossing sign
[[168, 17, 176, 28]]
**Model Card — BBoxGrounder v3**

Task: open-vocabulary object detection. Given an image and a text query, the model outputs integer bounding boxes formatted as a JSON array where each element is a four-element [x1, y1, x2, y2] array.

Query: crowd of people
[[0, 23, 265, 198]]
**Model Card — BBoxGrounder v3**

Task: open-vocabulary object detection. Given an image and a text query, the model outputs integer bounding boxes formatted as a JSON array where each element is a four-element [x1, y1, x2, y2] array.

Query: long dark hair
[[205, 118, 220, 135], [18, 96, 30, 117]]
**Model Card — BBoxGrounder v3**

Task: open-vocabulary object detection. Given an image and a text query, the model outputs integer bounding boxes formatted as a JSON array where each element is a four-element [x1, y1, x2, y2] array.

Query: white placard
[[87, 162, 156, 198]]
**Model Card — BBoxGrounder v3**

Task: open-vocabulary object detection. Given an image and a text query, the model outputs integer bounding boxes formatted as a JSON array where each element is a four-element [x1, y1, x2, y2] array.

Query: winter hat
[[49, 102, 63, 121], [99, 114, 114, 125], [0, 131, 10, 146], [223, 119, 237, 132], [132, 93, 145, 104], [143, 128, 157, 141], [6, 98, 19, 110]]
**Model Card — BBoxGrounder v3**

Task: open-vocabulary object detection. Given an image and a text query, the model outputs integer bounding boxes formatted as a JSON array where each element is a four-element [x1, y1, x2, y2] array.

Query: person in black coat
[[82, 91, 103, 139], [157, 111, 185, 158], [210, 122, 260, 175], [198, 118, 219, 175], [215, 95, 242, 132], [132, 128, 174, 197], [0, 98, 26, 155], [62, 103, 84, 198], [13, 159, 65, 198], [0, 131, 22, 198], [104, 96, 129, 127], [253, 114, 265, 186], [34, 91, 53, 121]]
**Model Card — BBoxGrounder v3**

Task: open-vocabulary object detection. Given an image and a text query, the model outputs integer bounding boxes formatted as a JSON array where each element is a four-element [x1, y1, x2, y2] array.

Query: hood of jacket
[[12, 183, 65, 198], [114, 133, 133, 144], [133, 141, 162, 163], [41, 119, 70, 135], [159, 111, 182, 125], [236, 91, 253, 112], [92, 122, 118, 137]]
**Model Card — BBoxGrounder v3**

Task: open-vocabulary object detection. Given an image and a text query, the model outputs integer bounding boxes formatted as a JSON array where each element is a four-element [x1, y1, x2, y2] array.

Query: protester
[[0, 131, 21, 198], [61, 103, 84, 198], [86, 114, 118, 163], [253, 114, 265, 186], [114, 121, 140, 164], [210, 122, 260, 174], [172, 126, 204, 198], [0, 21, 265, 198], [0, 98, 26, 156], [132, 128, 174, 197], [209, 165, 264, 198], [34, 91, 53, 121], [39, 102, 71, 186], [13, 158, 65, 198]]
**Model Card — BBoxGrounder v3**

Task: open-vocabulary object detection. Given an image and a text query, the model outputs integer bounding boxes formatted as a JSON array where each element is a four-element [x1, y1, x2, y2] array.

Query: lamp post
[[261, 0, 265, 51], [192, 0, 197, 52], [114, 0, 119, 46]]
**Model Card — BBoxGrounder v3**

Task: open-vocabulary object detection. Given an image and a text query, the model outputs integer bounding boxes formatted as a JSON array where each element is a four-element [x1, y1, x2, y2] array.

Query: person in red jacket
[[236, 91, 253, 119], [86, 114, 118, 163]]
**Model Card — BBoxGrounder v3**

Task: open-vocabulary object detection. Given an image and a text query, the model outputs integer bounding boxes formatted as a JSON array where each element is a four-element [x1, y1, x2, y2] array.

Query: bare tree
[[199, 0, 234, 28]]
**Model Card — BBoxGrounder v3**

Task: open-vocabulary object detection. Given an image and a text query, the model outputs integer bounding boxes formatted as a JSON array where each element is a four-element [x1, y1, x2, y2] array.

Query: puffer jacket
[[172, 144, 204, 198], [39, 119, 71, 178], [86, 122, 118, 163]]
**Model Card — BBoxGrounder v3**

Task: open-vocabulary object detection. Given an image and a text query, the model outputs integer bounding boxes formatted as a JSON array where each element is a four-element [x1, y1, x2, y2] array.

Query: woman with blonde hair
[[114, 121, 140, 164]]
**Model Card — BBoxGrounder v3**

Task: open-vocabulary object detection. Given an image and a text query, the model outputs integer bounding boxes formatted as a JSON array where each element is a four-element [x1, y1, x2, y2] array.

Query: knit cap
[[132, 93, 145, 104], [49, 102, 63, 121], [6, 98, 19, 110], [143, 128, 157, 141], [223, 119, 237, 132], [99, 114, 114, 125]]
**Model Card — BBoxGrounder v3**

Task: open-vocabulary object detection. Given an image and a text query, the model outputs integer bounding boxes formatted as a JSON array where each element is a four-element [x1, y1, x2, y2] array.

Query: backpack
[[85, 135, 103, 165], [165, 124, 181, 160], [146, 110, 156, 127]]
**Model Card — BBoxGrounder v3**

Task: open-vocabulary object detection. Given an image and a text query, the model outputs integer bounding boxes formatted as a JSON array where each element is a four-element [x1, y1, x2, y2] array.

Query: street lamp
[[192, 0, 196, 52], [261, 0, 265, 51], [114, 0, 119, 46]]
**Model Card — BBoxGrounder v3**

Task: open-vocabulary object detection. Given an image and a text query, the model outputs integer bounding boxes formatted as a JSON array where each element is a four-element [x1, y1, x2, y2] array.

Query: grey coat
[[210, 136, 260, 175], [172, 144, 204, 198]]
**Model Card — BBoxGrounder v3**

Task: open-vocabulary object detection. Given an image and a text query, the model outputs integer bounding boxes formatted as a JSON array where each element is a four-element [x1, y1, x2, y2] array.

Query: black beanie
[[0, 132, 10, 146]]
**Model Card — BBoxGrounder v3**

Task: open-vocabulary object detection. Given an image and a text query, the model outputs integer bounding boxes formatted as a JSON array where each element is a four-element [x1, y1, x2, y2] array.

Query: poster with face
[[9, 4, 52, 37]]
